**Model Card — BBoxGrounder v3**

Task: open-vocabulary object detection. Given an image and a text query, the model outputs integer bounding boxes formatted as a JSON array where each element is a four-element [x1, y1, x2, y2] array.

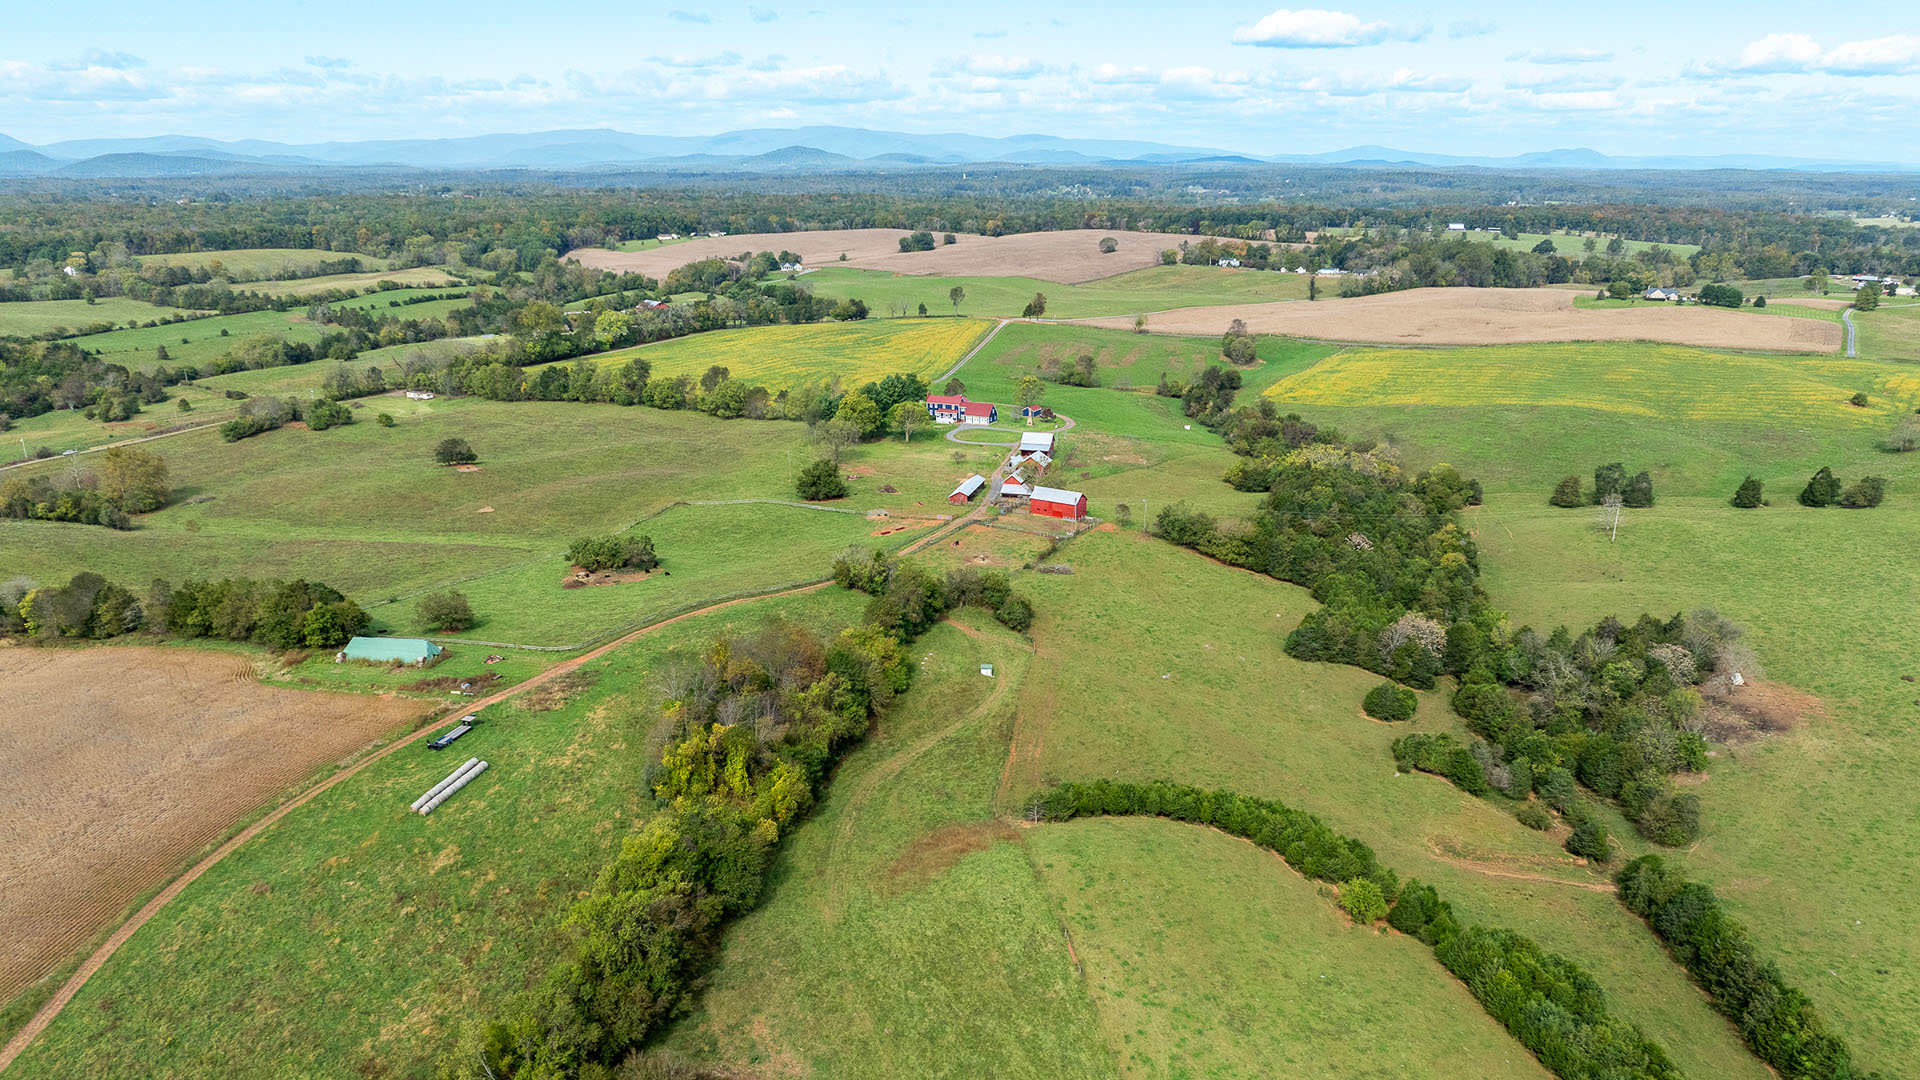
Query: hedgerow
[[1615, 856, 1889, 1080]]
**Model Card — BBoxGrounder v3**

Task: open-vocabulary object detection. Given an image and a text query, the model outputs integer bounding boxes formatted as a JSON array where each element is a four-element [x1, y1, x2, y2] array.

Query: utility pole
[[1597, 494, 1623, 542]]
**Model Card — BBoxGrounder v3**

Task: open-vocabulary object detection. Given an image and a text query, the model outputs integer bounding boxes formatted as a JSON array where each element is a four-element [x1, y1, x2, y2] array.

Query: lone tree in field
[[1015, 374, 1046, 409], [1098, 236, 1118, 254], [948, 286, 965, 315], [1022, 292, 1048, 318], [1731, 475, 1765, 508], [888, 400, 923, 443], [1839, 475, 1887, 508], [99, 446, 171, 513], [795, 458, 848, 501], [1855, 281, 1883, 311], [416, 590, 474, 632], [434, 437, 478, 465], [943, 377, 966, 396], [1549, 475, 1584, 507], [1591, 462, 1628, 504], [1798, 466, 1841, 507], [1888, 414, 1920, 453], [812, 418, 863, 463]]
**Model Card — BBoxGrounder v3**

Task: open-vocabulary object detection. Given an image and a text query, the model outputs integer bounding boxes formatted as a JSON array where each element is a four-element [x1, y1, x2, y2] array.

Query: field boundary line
[[0, 578, 842, 1075], [934, 317, 1010, 383]]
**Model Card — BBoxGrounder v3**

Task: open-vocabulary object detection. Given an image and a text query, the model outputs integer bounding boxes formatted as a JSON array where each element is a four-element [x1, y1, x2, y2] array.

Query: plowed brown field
[[1075, 287, 1843, 352], [0, 647, 426, 1002], [567, 229, 1280, 285]]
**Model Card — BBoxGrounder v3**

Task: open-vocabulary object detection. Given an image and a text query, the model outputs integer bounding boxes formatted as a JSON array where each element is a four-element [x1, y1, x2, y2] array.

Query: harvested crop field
[[566, 228, 1268, 284], [1071, 287, 1842, 351], [0, 647, 427, 1002]]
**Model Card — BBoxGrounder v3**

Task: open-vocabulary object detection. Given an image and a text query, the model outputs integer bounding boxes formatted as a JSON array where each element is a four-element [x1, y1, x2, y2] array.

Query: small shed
[[949, 474, 986, 504], [1001, 471, 1031, 497], [1029, 485, 1088, 520], [341, 636, 444, 666]]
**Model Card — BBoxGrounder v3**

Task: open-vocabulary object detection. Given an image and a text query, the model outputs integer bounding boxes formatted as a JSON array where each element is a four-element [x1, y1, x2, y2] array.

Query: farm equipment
[[426, 714, 479, 750]]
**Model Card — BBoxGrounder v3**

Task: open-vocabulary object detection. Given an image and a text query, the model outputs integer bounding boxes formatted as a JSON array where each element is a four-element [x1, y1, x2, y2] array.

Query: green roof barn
[[341, 636, 444, 665]]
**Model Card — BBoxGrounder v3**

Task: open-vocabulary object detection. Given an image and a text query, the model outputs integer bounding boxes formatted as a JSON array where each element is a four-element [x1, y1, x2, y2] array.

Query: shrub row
[[833, 547, 1035, 634], [1036, 780, 1681, 1080], [3, 572, 367, 649], [1615, 857, 1888, 1080], [566, 533, 659, 573]]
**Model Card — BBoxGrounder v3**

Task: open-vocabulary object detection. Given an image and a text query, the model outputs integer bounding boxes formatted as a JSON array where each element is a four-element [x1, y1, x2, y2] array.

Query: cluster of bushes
[[1035, 780, 1680, 1080], [566, 534, 659, 572], [0, 340, 175, 421], [415, 590, 474, 633], [1799, 466, 1886, 509], [1616, 856, 1883, 1080], [1159, 439, 1495, 689], [1038, 352, 1100, 387], [832, 548, 1035, 633], [1551, 463, 1654, 508], [1445, 610, 1744, 846], [218, 396, 356, 442], [0, 446, 170, 529], [2, 572, 366, 648], [1220, 319, 1257, 365], [1363, 681, 1417, 722], [1391, 732, 1491, 794], [794, 458, 848, 501], [446, 581, 975, 1077]]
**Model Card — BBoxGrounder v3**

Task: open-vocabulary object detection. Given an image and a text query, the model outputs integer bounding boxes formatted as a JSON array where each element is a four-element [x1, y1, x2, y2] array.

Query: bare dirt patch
[[562, 565, 657, 588], [515, 669, 597, 713], [565, 229, 1268, 285], [453, 464, 482, 473], [881, 820, 1021, 894], [1703, 679, 1825, 741], [402, 671, 504, 695], [1071, 287, 1843, 352], [0, 647, 427, 1002]]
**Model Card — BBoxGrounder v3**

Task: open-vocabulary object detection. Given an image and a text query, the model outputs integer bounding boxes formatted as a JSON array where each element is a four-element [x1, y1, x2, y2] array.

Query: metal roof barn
[[342, 636, 444, 665]]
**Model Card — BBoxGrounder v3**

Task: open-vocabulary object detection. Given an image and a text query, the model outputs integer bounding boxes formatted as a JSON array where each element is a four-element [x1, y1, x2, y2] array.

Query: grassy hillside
[[1005, 530, 1772, 1080], [1028, 817, 1553, 1080], [0, 297, 203, 338]]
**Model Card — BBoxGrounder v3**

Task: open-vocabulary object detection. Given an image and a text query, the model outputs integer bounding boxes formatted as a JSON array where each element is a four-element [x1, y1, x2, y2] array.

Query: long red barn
[[1029, 485, 1087, 520]]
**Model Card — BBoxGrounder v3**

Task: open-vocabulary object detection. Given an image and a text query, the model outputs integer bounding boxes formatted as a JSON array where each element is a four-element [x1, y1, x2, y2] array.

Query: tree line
[[1, 570, 368, 648]]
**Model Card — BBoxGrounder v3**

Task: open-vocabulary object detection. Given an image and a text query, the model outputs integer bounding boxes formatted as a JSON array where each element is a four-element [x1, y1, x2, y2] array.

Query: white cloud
[[1231, 9, 1407, 49], [1821, 34, 1920, 75], [749, 6, 779, 23], [1296, 69, 1472, 96], [1447, 19, 1494, 40], [304, 55, 351, 70], [1733, 32, 1822, 73], [953, 55, 1044, 79], [1695, 32, 1918, 77], [1505, 71, 1623, 92], [667, 10, 712, 23], [1087, 63, 1157, 85], [1508, 49, 1613, 65]]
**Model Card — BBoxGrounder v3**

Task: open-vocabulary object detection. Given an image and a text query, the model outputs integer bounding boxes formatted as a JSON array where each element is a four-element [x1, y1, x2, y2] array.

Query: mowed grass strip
[[1027, 817, 1552, 1080], [662, 618, 1119, 1078], [1267, 343, 1917, 423], [1, 589, 868, 1080], [1007, 531, 1771, 1080], [576, 318, 993, 390]]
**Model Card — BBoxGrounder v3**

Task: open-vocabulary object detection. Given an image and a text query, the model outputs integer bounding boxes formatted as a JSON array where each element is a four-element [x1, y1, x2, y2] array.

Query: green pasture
[[1029, 817, 1552, 1080], [244, 265, 464, 297], [662, 616, 1118, 1078], [3, 589, 868, 1080], [793, 263, 1311, 320], [134, 247, 395, 277], [0, 296, 202, 338], [1008, 531, 1771, 1080], [0, 400, 927, 647]]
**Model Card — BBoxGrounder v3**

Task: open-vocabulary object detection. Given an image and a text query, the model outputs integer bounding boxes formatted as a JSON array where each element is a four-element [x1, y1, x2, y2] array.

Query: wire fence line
[[427, 576, 835, 653]]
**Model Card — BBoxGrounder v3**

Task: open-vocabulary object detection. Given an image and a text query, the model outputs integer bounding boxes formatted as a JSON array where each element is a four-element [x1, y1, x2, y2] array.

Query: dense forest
[[2, 178, 1916, 281]]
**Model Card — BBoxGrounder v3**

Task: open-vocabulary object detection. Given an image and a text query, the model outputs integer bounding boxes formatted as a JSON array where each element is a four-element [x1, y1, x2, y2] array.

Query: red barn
[[1029, 485, 1088, 520], [948, 474, 985, 504]]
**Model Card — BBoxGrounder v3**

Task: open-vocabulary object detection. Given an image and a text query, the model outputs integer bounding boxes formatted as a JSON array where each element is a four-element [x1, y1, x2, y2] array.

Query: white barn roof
[[1018, 432, 1055, 453], [951, 474, 985, 497], [1030, 485, 1084, 505]]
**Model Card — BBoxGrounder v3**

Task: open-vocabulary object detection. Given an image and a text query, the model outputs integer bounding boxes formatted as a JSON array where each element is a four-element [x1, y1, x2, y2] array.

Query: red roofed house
[[925, 393, 969, 423], [1029, 485, 1087, 520]]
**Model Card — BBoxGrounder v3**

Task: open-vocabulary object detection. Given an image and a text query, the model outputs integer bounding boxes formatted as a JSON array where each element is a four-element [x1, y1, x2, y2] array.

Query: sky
[[3, 1, 1918, 162]]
